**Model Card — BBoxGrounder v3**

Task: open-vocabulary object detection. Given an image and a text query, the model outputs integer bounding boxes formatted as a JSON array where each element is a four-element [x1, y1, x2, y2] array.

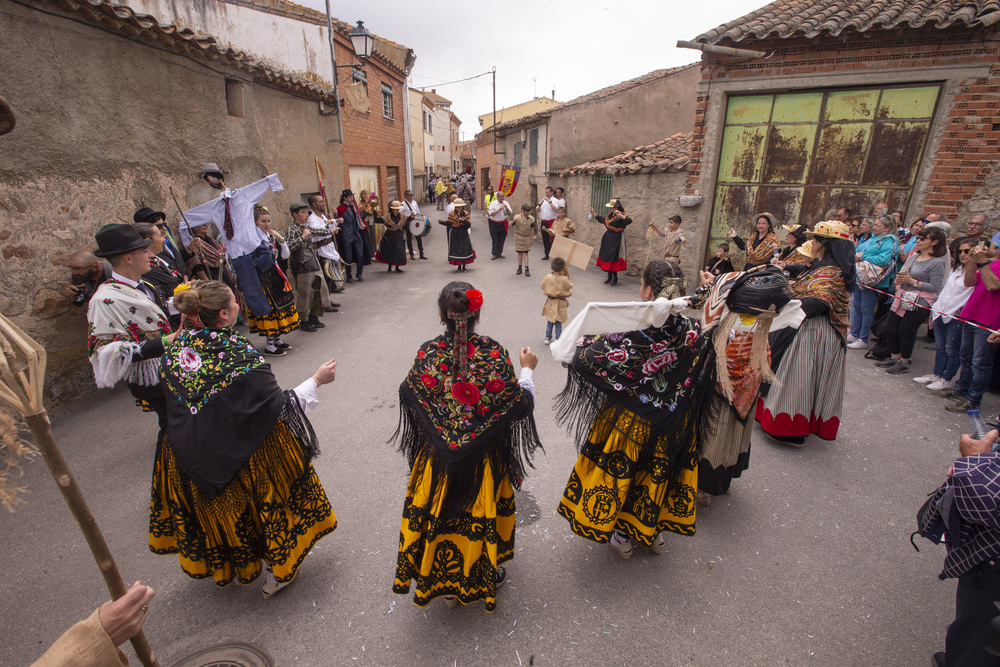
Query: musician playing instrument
[[439, 198, 476, 272], [376, 201, 408, 273], [402, 190, 427, 260], [592, 198, 633, 286]]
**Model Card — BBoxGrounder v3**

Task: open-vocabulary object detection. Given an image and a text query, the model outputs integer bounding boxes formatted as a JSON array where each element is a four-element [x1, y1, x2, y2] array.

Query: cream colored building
[[409, 88, 435, 200], [479, 96, 561, 131]]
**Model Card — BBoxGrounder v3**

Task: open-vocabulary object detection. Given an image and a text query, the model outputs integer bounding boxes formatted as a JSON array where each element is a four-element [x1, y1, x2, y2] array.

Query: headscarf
[[812, 237, 857, 292]]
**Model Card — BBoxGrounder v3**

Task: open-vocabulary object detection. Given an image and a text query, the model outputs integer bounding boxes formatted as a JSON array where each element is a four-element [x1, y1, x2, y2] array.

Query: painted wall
[[494, 121, 551, 214], [479, 97, 561, 131], [548, 66, 699, 172], [0, 1, 343, 405], [430, 107, 452, 176]]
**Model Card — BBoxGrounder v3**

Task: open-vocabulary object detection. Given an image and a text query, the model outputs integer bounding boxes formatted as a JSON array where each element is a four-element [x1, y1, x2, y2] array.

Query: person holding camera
[[63, 250, 112, 313]]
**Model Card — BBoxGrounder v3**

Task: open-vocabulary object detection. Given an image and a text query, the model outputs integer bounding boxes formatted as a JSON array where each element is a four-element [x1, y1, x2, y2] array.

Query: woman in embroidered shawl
[[757, 220, 856, 446], [776, 223, 813, 268], [438, 199, 476, 271], [690, 265, 791, 505], [149, 280, 338, 598], [554, 260, 790, 558], [376, 200, 408, 272], [729, 213, 781, 269], [392, 282, 542, 611], [591, 198, 632, 286]]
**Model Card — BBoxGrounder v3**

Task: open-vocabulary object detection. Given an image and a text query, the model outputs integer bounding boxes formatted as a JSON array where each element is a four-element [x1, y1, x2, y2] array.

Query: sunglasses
[[959, 248, 975, 254], [154, 222, 167, 228]]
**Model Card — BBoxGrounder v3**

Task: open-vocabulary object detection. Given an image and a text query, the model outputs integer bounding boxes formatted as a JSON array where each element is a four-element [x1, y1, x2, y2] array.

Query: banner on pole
[[498, 164, 521, 197]]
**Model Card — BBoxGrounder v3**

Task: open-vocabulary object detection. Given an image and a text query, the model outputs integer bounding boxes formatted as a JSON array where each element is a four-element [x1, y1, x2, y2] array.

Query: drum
[[409, 215, 431, 238]]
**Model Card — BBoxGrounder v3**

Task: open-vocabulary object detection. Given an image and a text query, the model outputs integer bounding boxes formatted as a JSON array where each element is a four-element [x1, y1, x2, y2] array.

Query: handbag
[[855, 236, 898, 287], [900, 289, 920, 311]]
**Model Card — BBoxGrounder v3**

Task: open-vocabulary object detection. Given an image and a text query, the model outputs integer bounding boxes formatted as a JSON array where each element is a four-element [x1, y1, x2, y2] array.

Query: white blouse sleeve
[[518, 367, 536, 401], [292, 377, 319, 414]]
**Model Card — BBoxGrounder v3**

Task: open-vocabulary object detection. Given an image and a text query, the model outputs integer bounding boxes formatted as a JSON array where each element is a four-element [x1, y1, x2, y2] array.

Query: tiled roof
[[561, 64, 698, 108], [422, 90, 452, 106], [695, 0, 1000, 44], [39, 0, 338, 102], [559, 133, 694, 176], [491, 109, 555, 133]]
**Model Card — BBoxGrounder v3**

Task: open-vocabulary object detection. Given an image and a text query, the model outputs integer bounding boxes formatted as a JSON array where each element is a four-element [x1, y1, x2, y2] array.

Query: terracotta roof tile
[[695, 0, 1000, 44], [561, 64, 698, 108], [41, 0, 340, 102], [558, 133, 694, 177]]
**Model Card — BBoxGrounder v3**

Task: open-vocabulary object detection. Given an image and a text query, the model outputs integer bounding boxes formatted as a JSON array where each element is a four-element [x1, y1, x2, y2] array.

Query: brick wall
[[687, 29, 1000, 222], [336, 36, 408, 201]]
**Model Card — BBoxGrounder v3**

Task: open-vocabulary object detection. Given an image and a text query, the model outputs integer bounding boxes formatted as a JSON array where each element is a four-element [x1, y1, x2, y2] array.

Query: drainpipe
[[403, 75, 414, 191]]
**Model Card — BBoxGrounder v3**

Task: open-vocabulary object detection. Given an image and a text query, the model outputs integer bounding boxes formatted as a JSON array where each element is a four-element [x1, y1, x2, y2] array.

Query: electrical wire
[[414, 70, 493, 89]]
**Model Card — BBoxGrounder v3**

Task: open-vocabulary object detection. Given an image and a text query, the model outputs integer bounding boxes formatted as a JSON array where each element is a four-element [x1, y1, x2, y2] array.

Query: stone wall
[[0, 1, 343, 405], [554, 171, 698, 290]]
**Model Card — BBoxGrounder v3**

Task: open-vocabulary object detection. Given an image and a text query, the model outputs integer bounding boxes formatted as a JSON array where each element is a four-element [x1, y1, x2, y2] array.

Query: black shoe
[[932, 651, 945, 667], [356, 275, 364, 282], [395, 267, 404, 273], [516, 266, 522, 275], [410, 254, 416, 260], [331, 285, 346, 293], [274, 341, 291, 349], [498, 254, 505, 259], [308, 316, 326, 329], [325, 306, 338, 312], [299, 321, 318, 332], [263, 347, 286, 357], [346, 277, 354, 283], [420, 255, 428, 260], [491, 255, 498, 260], [610, 276, 618, 286], [495, 566, 507, 589], [329, 303, 341, 308], [604, 274, 612, 284], [524, 267, 530, 277], [541, 255, 549, 260], [387, 265, 393, 272]]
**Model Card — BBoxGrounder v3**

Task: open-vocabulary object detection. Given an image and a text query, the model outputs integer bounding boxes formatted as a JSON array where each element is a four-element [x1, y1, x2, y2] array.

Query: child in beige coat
[[540, 256, 573, 344]]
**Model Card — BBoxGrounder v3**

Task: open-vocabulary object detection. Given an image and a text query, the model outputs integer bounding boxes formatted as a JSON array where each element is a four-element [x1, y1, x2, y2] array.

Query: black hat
[[133, 207, 165, 224], [290, 203, 310, 213], [93, 224, 154, 258], [341, 189, 355, 197]]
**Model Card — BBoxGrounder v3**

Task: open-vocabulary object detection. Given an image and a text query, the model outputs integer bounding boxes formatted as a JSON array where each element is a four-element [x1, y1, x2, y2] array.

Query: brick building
[[683, 0, 1000, 268]]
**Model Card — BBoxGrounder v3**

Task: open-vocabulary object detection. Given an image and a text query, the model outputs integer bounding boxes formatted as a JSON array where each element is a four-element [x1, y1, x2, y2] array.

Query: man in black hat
[[133, 206, 189, 277], [335, 189, 372, 283], [87, 224, 178, 437]]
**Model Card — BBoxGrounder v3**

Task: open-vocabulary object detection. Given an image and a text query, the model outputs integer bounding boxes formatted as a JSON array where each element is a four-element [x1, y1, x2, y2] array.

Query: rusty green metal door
[[708, 85, 940, 266]]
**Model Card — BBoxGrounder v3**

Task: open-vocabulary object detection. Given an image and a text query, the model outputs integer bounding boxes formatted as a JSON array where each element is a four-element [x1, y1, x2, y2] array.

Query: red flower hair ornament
[[466, 290, 483, 312]]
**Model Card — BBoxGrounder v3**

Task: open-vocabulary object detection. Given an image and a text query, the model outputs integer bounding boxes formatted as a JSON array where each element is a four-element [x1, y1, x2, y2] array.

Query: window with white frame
[[381, 83, 393, 119]]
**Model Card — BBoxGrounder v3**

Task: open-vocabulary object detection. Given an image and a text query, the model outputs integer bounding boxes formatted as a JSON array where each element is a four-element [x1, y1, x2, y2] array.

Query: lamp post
[[0, 315, 160, 666], [323, 7, 376, 144]]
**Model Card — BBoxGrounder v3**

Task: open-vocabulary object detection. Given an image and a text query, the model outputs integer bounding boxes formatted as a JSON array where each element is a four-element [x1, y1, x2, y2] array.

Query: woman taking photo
[[876, 227, 948, 374], [591, 198, 632, 286], [149, 280, 338, 598], [759, 220, 856, 446], [916, 239, 978, 392], [728, 213, 780, 268], [847, 214, 899, 349], [391, 282, 541, 611], [439, 198, 476, 271]]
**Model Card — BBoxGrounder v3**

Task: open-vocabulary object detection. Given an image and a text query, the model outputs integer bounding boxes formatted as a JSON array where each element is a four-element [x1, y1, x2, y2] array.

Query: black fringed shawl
[[554, 314, 719, 476], [393, 333, 542, 520], [161, 328, 318, 499]]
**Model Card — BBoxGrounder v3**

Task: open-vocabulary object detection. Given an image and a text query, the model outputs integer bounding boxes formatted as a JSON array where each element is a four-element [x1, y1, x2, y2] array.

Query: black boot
[[345, 268, 354, 283], [610, 272, 618, 286], [524, 266, 530, 277], [395, 266, 404, 273], [387, 264, 393, 272], [604, 271, 612, 284]]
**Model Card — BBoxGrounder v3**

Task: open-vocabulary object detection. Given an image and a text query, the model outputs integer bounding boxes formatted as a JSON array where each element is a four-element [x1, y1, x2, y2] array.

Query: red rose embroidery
[[606, 349, 628, 364], [420, 374, 437, 388], [685, 331, 699, 347], [467, 342, 475, 358], [439, 363, 448, 372], [490, 350, 500, 358], [451, 382, 481, 404], [417, 350, 426, 359], [486, 379, 506, 393], [642, 351, 677, 376], [650, 341, 668, 354]]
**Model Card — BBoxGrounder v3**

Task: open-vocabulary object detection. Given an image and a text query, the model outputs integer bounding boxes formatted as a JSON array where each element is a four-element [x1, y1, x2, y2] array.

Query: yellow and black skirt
[[558, 404, 698, 546], [393, 451, 515, 612], [149, 420, 336, 586], [246, 266, 298, 336]]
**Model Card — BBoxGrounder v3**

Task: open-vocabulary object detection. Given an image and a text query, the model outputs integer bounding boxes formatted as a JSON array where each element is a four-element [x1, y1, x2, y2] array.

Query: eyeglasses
[[154, 222, 167, 229], [916, 235, 929, 240], [959, 248, 974, 254]]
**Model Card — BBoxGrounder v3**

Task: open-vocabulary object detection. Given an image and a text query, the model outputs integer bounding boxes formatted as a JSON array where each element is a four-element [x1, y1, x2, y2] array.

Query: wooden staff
[[169, 186, 206, 270], [0, 316, 160, 666]]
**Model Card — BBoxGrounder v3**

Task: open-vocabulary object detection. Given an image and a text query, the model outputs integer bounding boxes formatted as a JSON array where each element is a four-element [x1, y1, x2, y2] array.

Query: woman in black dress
[[439, 198, 475, 271], [591, 198, 632, 286], [376, 200, 408, 273]]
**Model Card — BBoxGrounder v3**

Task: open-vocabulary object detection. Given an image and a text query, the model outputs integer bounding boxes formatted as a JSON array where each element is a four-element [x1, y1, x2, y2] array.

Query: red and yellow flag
[[497, 165, 521, 197]]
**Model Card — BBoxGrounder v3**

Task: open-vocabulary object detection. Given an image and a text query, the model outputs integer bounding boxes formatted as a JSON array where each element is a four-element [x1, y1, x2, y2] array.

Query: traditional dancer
[[439, 198, 475, 271], [391, 283, 542, 610], [86, 224, 175, 435], [592, 199, 632, 286], [249, 205, 298, 356], [777, 223, 813, 267], [729, 213, 781, 268], [757, 220, 855, 445], [149, 280, 338, 597], [376, 200, 408, 273], [691, 265, 792, 502], [552, 260, 790, 558]]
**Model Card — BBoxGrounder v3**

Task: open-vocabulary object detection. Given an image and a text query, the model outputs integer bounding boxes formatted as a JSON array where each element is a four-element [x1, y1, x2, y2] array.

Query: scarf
[[161, 327, 317, 498], [87, 279, 171, 388], [746, 231, 781, 265], [393, 333, 542, 519], [791, 265, 851, 335]]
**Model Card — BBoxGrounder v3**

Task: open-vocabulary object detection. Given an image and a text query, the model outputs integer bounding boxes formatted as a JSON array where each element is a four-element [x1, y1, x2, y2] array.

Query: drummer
[[402, 190, 427, 261]]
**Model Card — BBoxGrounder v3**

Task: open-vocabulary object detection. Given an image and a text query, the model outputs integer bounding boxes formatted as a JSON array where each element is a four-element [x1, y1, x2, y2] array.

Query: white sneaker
[[927, 379, 952, 391], [846, 340, 868, 349], [543, 337, 551, 345], [913, 373, 939, 384], [847, 333, 860, 343]]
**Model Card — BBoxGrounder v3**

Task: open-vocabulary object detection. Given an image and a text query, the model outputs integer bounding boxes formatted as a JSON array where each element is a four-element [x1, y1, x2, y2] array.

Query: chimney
[[551, 89, 555, 100], [431, 89, 436, 94]]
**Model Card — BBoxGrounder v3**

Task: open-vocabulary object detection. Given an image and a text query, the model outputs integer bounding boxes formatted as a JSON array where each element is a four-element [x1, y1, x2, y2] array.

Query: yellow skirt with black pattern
[[149, 420, 336, 587], [393, 450, 515, 612], [558, 403, 698, 545], [246, 302, 299, 336]]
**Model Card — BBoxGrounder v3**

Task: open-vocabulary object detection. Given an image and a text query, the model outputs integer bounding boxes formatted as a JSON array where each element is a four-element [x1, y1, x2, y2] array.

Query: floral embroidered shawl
[[394, 333, 542, 519], [792, 265, 850, 336], [87, 279, 171, 388]]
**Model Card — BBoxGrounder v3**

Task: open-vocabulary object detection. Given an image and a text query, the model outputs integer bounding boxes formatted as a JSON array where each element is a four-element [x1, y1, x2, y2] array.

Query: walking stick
[[0, 316, 160, 667], [169, 186, 207, 272], [644, 222, 656, 268]]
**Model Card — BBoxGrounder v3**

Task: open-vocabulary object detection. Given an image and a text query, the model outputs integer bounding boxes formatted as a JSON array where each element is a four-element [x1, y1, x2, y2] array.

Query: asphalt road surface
[[2, 209, 992, 666]]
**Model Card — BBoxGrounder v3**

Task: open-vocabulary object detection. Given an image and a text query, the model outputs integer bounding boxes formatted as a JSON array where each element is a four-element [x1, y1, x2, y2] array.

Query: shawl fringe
[[392, 390, 542, 522], [90, 342, 160, 388]]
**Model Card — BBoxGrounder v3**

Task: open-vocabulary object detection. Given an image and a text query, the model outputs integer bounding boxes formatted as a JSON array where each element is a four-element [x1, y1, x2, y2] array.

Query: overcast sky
[[298, 0, 767, 139]]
